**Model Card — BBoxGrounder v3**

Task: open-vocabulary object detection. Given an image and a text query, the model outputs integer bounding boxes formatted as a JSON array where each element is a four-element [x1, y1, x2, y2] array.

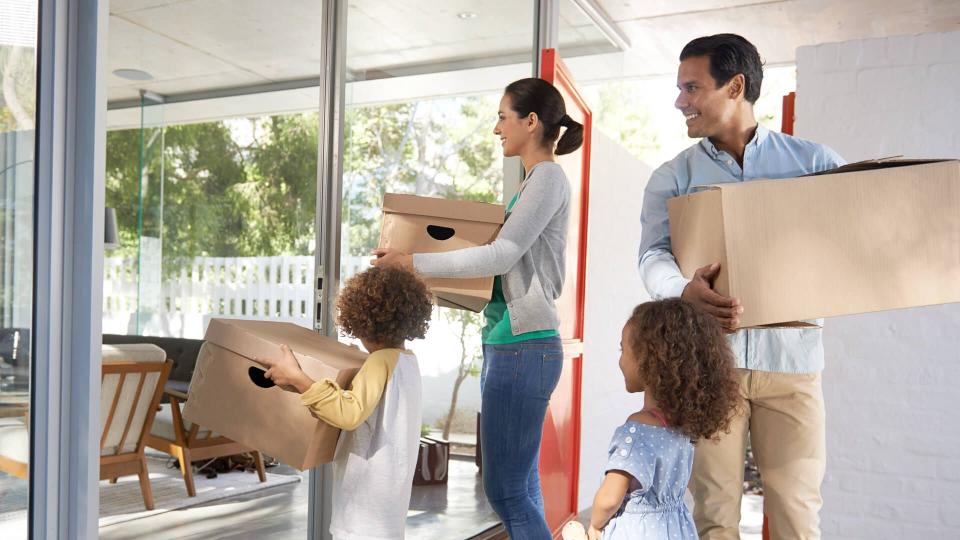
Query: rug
[[0, 454, 301, 536]]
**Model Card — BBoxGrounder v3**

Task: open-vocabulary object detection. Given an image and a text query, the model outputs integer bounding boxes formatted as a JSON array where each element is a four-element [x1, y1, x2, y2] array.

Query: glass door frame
[[31, 0, 109, 538], [313, 2, 563, 539], [310, 1, 348, 539]]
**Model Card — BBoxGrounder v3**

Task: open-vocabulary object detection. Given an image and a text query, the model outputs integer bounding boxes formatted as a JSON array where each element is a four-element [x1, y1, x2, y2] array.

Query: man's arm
[[638, 249, 690, 300], [638, 163, 742, 330], [637, 165, 690, 299]]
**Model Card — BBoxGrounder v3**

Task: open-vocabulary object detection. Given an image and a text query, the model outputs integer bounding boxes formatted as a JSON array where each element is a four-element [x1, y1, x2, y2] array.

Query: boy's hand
[[256, 344, 315, 394], [587, 525, 603, 540], [370, 248, 413, 270]]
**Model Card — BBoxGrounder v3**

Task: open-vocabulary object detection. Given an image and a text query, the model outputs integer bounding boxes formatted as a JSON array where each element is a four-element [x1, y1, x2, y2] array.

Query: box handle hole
[[427, 225, 455, 241], [248, 366, 276, 389]]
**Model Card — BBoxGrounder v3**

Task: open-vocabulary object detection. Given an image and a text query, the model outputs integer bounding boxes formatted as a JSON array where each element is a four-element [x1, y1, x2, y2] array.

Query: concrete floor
[[98, 457, 500, 540]]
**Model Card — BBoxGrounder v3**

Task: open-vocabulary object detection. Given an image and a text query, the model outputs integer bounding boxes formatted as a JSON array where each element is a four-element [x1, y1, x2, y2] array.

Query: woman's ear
[[526, 112, 539, 132]]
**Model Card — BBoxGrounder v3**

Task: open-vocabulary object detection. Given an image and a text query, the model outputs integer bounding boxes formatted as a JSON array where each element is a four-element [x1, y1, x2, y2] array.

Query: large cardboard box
[[182, 318, 366, 470], [379, 193, 505, 312], [667, 159, 960, 328]]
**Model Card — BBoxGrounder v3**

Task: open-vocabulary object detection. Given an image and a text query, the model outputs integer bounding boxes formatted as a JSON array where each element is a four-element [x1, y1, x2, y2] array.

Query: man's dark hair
[[680, 34, 763, 104]]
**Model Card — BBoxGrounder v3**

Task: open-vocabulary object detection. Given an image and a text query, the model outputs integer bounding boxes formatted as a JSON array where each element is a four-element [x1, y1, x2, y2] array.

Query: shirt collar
[[699, 123, 769, 159]]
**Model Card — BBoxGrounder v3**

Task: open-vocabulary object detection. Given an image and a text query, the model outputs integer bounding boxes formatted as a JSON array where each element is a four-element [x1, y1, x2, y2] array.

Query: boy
[[258, 266, 433, 540]]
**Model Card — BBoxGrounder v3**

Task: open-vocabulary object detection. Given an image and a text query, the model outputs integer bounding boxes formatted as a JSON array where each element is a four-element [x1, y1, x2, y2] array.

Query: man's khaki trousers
[[690, 369, 826, 540]]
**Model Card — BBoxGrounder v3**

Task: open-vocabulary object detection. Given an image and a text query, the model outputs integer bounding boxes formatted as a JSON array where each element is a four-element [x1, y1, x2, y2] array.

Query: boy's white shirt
[[302, 349, 422, 540]]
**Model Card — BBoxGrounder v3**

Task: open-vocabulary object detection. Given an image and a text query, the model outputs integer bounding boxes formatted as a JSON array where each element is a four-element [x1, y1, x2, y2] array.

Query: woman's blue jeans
[[480, 336, 564, 540]]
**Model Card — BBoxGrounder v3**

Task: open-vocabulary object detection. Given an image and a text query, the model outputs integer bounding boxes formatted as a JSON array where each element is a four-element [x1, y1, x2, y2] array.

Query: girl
[[373, 77, 584, 538], [587, 298, 740, 540]]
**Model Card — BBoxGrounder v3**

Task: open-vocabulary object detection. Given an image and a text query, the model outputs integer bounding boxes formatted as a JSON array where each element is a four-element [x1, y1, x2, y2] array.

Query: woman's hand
[[371, 248, 414, 270], [587, 525, 603, 540], [256, 344, 315, 394]]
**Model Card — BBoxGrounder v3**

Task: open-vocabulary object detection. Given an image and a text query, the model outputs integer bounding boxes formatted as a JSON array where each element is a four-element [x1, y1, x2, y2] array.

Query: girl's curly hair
[[336, 266, 433, 346], [626, 298, 741, 442]]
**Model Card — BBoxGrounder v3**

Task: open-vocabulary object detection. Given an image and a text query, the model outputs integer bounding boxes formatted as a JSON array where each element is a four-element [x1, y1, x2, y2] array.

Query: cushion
[[0, 420, 29, 463], [150, 403, 217, 441]]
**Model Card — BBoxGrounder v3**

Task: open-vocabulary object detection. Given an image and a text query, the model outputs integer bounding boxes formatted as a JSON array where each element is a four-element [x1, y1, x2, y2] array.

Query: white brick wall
[[796, 30, 960, 538], [577, 131, 652, 508]]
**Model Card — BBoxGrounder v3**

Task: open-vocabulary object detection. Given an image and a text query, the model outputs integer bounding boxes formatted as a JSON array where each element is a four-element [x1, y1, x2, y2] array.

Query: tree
[[106, 115, 321, 266], [1, 45, 36, 133], [340, 96, 503, 259], [340, 95, 503, 440], [590, 81, 663, 164], [103, 93, 501, 435], [441, 308, 483, 440]]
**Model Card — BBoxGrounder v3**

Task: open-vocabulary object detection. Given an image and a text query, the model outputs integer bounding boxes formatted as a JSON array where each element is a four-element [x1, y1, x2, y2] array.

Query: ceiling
[[104, 0, 960, 122]]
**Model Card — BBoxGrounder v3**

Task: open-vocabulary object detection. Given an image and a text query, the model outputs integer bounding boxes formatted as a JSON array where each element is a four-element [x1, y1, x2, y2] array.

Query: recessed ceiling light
[[457, 11, 478, 20], [113, 68, 153, 81]]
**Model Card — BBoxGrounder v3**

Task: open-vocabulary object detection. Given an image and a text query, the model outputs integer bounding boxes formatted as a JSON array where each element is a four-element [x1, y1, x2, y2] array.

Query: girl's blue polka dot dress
[[601, 421, 698, 539]]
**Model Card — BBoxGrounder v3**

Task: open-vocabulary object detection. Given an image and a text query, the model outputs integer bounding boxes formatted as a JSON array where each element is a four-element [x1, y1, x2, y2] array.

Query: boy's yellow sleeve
[[299, 349, 400, 430]]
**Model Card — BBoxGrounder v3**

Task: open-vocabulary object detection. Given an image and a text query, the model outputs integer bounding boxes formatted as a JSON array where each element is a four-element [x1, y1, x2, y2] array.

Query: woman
[[374, 77, 583, 539]]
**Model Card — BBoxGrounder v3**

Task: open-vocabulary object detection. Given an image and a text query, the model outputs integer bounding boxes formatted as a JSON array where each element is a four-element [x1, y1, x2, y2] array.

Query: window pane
[[342, 2, 533, 537], [0, 0, 38, 537], [99, 1, 325, 536]]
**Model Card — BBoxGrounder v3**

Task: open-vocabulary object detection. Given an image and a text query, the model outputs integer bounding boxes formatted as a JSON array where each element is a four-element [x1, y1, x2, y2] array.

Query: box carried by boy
[[182, 318, 366, 470], [379, 193, 504, 312]]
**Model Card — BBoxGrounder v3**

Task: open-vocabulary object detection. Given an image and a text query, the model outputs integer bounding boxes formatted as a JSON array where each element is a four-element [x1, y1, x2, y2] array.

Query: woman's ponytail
[[555, 114, 584, 156]]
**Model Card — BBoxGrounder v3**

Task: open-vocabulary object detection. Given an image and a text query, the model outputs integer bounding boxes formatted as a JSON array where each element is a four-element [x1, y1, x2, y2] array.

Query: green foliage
[[105, 94, 503, 271], [592, 81, 662, 163], [0, 46, 36, 133], [341, 96, 502, 257]]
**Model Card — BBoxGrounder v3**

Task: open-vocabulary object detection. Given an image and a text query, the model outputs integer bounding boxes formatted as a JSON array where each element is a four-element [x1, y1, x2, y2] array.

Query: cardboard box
[[379, 193, 504, 312], [182, 318, 366, 469], [667, 159, 960, 328]]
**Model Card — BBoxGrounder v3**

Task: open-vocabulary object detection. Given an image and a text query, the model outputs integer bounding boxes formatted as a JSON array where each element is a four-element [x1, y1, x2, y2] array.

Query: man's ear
[[727, 73, 746, 100]]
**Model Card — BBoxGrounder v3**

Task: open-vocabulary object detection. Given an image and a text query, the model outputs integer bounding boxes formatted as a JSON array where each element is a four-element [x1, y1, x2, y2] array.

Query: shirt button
[[620, 449, 629, 457], [625, 437, 633, 443], [629, 426, 636, 433]]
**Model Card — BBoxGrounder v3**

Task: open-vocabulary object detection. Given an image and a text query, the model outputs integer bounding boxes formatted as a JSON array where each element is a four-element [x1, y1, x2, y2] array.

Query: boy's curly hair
[[626, 298, 741, 442], [336, 266, 433, 346]]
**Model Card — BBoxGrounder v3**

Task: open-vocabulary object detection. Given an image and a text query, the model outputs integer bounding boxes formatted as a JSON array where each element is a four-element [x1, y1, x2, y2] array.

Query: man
[[638, 34, 844, 539]]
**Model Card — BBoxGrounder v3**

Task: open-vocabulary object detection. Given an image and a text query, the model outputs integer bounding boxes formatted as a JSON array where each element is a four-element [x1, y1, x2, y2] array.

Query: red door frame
[[782, 91, 796, 135], [538, 48, 591, 536]]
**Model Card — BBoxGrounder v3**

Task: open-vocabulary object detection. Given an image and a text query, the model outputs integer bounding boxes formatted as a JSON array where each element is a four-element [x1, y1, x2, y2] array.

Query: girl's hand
[[256, 344, 315, 393], [560, 520, 587, 540], [371, 248, 413, 270], [587, 525, 603, 540]]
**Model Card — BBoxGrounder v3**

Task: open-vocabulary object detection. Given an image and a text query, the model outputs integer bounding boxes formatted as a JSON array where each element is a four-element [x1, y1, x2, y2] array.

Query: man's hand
[[370, 248, 413, 270], [681, 262, 743, 332], [256, 344, 315, 394]]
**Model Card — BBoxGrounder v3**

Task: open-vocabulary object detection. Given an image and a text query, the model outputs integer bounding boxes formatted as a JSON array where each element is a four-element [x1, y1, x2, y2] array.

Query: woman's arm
[[588, 470, 631, 537], [410, 171, 568, 279]]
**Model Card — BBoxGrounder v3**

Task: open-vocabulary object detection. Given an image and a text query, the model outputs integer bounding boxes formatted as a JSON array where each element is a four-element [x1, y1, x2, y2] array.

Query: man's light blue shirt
[[638, 124, 846, 373]]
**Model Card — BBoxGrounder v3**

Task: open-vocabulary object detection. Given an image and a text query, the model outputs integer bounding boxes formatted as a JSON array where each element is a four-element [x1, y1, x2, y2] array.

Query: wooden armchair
[[0, 343, 172, 511], [144, 383, 266, 497]]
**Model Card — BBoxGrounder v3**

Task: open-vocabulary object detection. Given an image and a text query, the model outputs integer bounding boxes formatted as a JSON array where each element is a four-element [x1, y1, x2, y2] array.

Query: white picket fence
[[101, 253, 483, 427], [102, 255, 368, 338]]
